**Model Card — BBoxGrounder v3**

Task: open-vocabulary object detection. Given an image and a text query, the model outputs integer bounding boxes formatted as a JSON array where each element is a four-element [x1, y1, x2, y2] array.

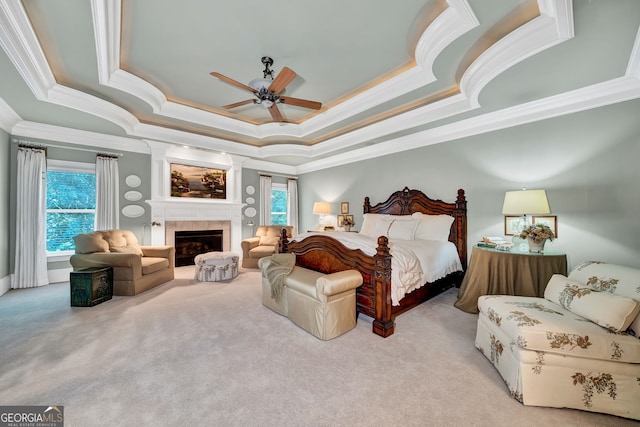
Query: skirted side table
[[454, 245, 567, 313]]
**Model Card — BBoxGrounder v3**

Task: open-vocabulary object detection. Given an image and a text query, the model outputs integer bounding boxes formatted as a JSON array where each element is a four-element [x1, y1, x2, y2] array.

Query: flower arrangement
[[342, 216, 354, 227], [520, 224, 555, 243]]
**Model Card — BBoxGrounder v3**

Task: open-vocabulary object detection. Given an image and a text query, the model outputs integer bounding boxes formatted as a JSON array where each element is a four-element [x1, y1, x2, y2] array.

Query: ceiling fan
[[210, 56, 322, 122]]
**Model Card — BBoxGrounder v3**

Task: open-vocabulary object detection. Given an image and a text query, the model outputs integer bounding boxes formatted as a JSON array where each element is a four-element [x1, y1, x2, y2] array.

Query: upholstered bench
[[194, 251, 239, 282], [259, 255, 363, 340]]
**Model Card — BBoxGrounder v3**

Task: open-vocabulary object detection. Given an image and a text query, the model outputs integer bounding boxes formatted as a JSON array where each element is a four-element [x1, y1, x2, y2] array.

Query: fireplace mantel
[[146, 199, 244, 254], [144, 141, 249, 256]]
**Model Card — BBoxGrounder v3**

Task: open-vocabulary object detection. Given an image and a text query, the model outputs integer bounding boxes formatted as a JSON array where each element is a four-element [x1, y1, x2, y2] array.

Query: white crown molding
[[0, 96, 20, 132], [626, 26, 640, 79], [296, 75, 640, 174], [241, 158, 299, 176], [461, 0, 573, 107], [0, 0, 56, 99], [11, 121, 151, 154]]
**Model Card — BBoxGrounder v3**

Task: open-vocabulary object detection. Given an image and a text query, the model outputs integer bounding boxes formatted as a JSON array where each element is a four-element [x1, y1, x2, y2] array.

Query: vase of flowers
[[519, 224, 555, 253], [342, 216, 354, 232]]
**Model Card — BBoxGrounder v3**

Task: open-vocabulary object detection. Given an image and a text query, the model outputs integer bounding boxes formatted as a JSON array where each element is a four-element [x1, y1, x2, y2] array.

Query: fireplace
[[174, 230, 223, 267]]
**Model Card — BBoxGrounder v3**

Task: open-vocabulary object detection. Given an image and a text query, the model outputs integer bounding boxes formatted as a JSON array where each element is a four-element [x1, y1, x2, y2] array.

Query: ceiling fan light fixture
[[261, 99, 274, 108], [249, 77, 272, 91]]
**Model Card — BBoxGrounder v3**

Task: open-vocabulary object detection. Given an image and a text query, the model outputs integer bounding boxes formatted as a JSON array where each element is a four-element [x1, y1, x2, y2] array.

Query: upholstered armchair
[[70, 230, 175, 296], [241, 225, 294, 268]]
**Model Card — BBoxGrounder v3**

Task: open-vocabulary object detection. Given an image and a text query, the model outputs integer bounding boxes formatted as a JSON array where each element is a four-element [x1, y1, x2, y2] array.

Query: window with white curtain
[[271, 183, 288, 225], [46, 159, 96, 254]]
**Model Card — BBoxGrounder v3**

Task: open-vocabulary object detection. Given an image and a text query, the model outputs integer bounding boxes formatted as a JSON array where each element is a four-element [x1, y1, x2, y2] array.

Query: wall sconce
[[313, 202, 332, 230]]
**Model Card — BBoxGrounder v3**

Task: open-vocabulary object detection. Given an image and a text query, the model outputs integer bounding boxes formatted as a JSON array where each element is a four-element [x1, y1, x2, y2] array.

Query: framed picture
[[504, 216, 522, 236], [341, 202, 349, 214], [170, 163, 226, 199], [337, 215, 345, 226], [345, 215, 354, 226], [532, 215, 558, 237]]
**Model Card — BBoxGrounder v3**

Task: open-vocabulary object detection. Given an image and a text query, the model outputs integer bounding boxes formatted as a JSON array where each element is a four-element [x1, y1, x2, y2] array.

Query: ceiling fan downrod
[[261, 56, 275, 79]]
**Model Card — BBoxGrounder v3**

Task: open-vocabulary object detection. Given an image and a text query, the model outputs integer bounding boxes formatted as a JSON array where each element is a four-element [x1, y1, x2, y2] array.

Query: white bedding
[[290, 232, 462, 306]]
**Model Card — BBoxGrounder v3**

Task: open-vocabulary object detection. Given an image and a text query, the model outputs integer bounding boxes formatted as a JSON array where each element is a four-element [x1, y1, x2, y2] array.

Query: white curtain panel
[[95, 155, 120, 230], [14, 147, 49, 289], [259, 175, 272, 225], [287, 178, 299, 233]]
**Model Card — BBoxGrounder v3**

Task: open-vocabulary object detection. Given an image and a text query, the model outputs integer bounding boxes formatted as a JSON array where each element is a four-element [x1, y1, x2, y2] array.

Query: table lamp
[[502, 188, 550, 249], [313, 202, 331, 230]]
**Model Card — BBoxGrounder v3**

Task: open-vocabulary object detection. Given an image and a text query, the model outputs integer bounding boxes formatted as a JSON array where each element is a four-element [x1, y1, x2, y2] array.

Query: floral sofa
[[476, 261, 640, 420]]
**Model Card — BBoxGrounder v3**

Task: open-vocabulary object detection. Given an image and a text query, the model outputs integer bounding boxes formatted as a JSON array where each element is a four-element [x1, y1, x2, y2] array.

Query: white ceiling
[[1, 0, 639, 172]]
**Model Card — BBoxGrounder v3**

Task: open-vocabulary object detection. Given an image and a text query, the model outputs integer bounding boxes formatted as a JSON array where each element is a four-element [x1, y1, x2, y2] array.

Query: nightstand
[[454, 245, 567, 313]]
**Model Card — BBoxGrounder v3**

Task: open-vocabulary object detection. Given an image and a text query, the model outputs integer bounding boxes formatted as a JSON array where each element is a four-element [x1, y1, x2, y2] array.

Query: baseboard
[[49, 267, 72, 284], [0, 275, 10, 297]]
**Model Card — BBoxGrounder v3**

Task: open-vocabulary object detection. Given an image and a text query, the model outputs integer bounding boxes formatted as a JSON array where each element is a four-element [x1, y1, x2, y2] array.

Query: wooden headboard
[[364, 187, 468, 269]]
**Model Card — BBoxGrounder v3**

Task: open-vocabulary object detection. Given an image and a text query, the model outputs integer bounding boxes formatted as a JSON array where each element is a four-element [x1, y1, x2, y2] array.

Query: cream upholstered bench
[[194, 251, 239, 282], [259, 255, 363, 340], [475, 261, 640, 420]]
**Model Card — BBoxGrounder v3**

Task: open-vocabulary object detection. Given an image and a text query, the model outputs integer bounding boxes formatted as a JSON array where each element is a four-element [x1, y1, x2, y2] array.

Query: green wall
[[0, 128, 9, 279], [298, 99, 640, 270]]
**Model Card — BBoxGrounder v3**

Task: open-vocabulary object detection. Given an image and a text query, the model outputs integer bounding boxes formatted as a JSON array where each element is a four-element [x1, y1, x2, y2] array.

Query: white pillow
[[544, 274, 640, 332], [412, 212, 454, 241], [360, 214, 391, 237], [370, 217, 418, 240], [568, 261, 640, 338]]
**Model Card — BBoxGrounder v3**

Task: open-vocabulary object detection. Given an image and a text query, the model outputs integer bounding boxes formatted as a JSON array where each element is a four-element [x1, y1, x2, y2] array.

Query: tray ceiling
[[1, 0, 639, 170]]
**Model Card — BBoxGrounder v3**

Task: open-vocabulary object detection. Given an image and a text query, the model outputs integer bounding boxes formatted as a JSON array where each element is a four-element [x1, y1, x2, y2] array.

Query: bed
[[280, 187, 467, 337]]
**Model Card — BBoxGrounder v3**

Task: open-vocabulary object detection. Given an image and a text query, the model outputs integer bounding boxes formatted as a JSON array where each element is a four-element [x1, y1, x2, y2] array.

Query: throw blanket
[[263, 253, 296, 301]]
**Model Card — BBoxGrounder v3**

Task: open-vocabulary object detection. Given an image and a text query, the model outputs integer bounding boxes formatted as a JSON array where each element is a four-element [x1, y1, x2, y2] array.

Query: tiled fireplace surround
[[145, 143, 246, 256]]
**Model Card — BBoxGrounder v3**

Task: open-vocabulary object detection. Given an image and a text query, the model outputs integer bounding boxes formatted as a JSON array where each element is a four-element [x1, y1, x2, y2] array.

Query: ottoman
[[194, 251, 239, 282]]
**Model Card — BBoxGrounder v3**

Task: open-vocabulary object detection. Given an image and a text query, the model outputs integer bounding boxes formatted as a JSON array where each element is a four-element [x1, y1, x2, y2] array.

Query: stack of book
[[477, 237, 514, 251]]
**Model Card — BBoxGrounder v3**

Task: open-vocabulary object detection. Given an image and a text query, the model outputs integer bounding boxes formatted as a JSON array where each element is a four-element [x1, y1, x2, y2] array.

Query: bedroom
[[1, 0, 640, 424]]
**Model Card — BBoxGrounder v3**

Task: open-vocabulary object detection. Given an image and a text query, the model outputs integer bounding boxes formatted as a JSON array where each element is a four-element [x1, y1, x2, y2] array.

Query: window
[[46, 160, 96, 254], [271, 183, 288, 225]]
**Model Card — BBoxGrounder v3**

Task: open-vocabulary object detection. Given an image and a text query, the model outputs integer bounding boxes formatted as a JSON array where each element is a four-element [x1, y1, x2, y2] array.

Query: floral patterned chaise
[[475, 261, 640, 420]]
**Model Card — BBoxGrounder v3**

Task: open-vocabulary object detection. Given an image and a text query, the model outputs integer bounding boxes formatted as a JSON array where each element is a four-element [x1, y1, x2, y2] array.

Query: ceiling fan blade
[[268, 104, 284, 122], [210, 72, 257, 94], [268, 67, 297, 94], [222, 99, 256, 109], [279, 96, 322, 110]]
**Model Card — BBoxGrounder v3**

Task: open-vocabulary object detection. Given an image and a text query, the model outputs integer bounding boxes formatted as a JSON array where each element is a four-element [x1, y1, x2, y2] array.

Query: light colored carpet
[[0, 267, 636, 427]]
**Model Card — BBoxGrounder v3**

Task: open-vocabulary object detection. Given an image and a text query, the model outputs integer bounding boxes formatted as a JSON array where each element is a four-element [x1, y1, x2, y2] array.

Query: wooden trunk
[[70, 267, 113, 307]]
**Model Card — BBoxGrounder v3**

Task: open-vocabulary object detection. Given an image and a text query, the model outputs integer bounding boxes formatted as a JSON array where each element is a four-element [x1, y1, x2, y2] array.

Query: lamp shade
[[313, 202, 331, 215], [502, 189, 550, 215]]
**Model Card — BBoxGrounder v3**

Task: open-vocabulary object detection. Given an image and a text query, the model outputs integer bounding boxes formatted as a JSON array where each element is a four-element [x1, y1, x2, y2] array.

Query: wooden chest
[[70, 267, 113, 307]]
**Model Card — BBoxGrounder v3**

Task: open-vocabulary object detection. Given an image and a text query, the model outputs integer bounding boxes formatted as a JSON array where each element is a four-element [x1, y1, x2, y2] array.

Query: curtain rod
[[12, 138, 123, 157], [258, 171, 297, 179]]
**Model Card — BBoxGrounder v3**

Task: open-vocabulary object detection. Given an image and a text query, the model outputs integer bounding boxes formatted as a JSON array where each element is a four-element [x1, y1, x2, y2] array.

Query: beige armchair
[[70, 230, 175, 296], [241, 225, 294, 268]]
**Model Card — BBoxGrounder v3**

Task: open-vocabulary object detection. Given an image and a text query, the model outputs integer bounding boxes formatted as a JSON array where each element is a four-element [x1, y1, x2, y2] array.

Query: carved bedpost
[[455, 189, 468, 270], [279, 228, 289, 254], [372, 236, 394, 337], [363, 196, 371, 214]]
